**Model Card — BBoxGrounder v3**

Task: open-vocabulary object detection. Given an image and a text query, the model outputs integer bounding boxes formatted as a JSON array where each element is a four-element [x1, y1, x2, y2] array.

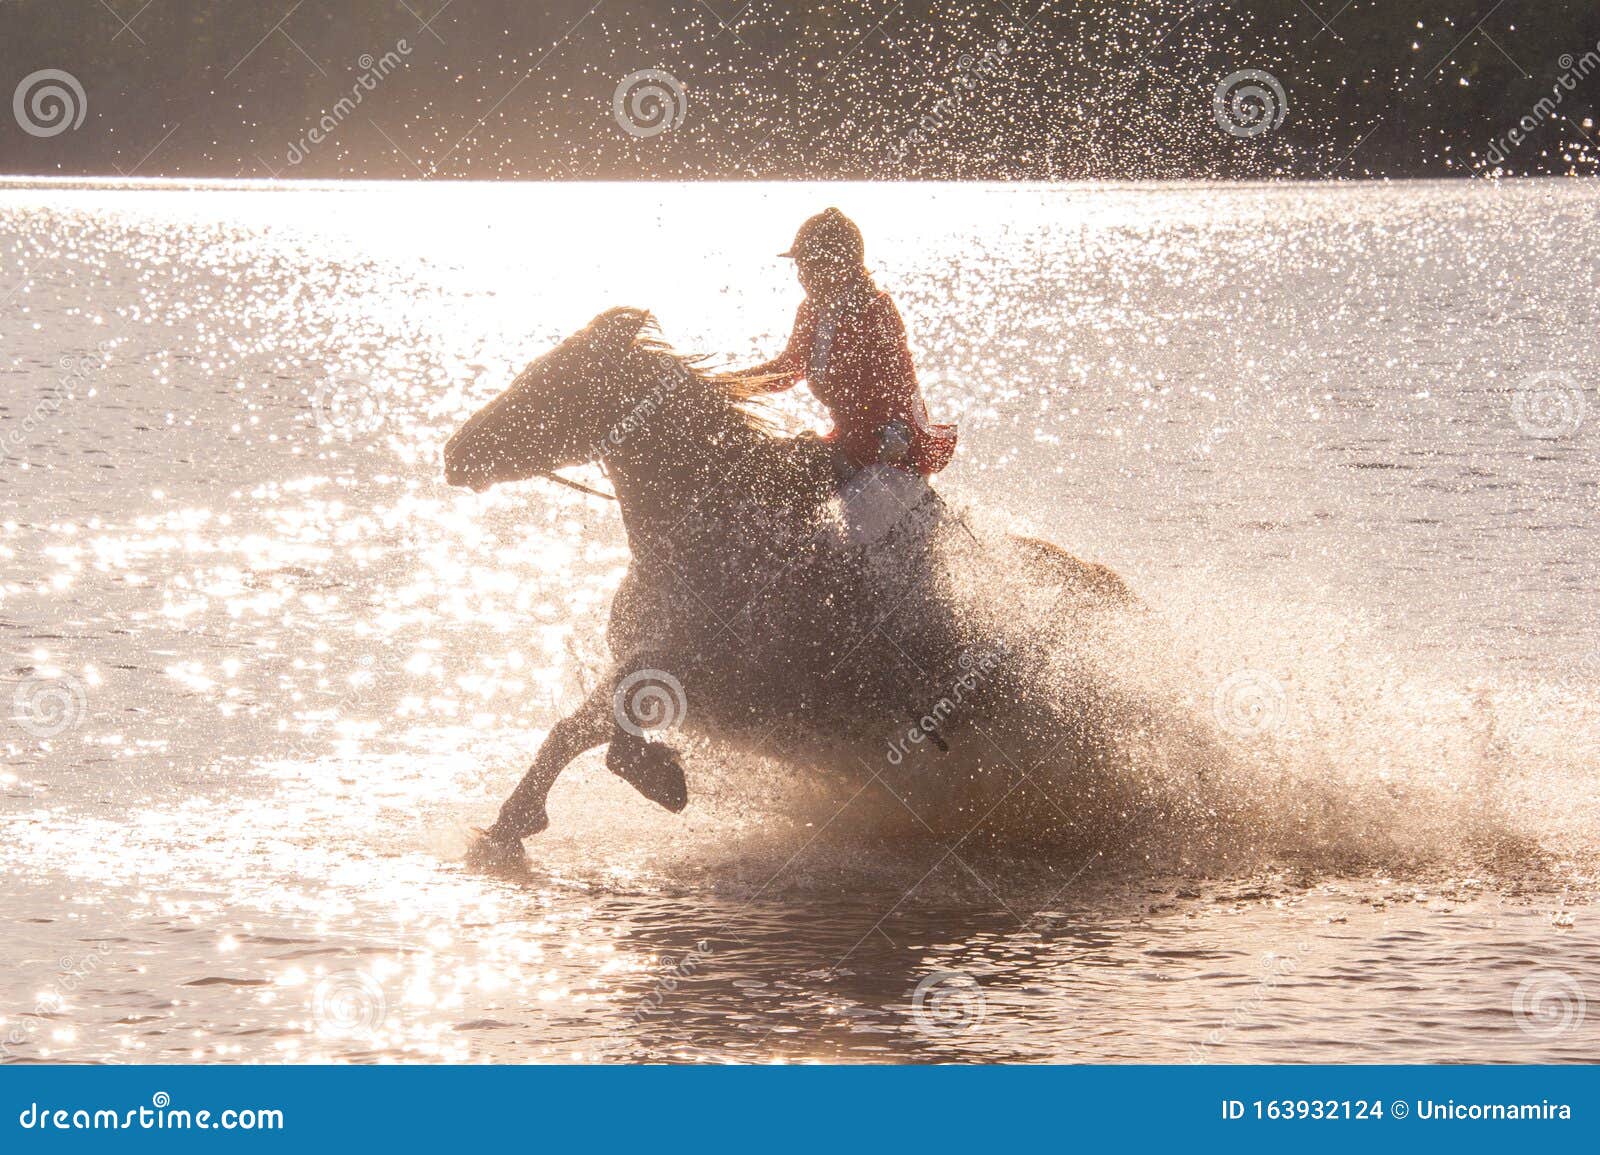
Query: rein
[[535, 469, 617, 502]]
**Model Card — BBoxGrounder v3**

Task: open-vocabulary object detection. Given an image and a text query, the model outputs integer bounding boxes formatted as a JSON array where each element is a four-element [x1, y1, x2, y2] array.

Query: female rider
[[734, 208, 957, 546]]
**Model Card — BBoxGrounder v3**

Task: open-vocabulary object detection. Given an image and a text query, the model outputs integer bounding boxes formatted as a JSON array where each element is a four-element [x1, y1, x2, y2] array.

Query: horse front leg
[[603, 659, 694, 813], [605, 730, 689, 813], [476, 682, 613, 856]]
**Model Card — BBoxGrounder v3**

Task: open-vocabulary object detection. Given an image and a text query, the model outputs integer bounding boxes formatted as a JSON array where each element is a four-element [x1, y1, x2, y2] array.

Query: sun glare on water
[[2, 179, 1597, 1063]]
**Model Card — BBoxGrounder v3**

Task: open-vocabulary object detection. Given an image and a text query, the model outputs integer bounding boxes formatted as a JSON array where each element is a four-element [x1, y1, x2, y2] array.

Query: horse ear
[[589, 307, 653, 353]]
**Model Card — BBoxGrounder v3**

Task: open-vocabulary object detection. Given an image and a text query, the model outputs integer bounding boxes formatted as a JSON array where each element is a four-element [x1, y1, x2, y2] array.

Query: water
[[2, 179, 1597, 1064]]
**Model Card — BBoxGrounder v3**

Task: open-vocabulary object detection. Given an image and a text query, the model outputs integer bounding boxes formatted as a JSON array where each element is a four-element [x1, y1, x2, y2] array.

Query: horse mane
[[624, 316, 788, 440], [565, 308, 838, 541]]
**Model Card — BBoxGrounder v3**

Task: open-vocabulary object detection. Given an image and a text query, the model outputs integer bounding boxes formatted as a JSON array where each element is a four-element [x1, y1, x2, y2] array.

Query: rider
[[734, 208, 957, 545]]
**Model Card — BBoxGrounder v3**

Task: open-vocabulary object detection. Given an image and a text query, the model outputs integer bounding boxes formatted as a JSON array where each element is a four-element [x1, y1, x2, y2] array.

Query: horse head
[[443, 307, 669, 492]]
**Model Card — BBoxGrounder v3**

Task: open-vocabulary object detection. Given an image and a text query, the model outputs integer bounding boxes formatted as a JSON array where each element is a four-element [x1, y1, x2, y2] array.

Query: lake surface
[[2, 178, 1597, 1063]]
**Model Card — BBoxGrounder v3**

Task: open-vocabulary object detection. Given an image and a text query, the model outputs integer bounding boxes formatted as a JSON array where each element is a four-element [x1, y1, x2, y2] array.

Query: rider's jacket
[[752, 285, 957, 476]]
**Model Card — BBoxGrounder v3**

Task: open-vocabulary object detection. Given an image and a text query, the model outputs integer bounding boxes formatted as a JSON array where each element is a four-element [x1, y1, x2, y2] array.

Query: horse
[[443, 308, 1138, 865]]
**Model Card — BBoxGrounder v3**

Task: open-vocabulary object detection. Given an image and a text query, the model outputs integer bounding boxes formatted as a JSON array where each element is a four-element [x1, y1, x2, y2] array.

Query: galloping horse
[[444, 308, 1135, 863]]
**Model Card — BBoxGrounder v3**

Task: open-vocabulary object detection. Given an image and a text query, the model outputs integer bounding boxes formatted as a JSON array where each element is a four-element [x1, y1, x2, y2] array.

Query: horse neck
[[602, 381, 767, 558]]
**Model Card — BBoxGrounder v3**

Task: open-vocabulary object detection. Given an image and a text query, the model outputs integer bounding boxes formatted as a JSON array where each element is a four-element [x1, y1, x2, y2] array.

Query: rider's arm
[[729, 302, 810, 390]]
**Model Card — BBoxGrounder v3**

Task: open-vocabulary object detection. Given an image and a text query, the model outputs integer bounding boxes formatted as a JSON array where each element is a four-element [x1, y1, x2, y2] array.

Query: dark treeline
[[3, 0, 1599, 180]]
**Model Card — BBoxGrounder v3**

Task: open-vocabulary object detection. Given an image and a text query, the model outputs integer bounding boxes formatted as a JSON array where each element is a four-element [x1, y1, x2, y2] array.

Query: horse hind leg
[[1010, 534, 1140, 609]]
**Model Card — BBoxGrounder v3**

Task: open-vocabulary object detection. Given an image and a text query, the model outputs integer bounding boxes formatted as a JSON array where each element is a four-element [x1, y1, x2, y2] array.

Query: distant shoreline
[[2, 173, 1595, 190]]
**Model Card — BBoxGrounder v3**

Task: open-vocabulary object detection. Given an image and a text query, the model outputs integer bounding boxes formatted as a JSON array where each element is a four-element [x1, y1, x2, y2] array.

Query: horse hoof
[[466, 825, 531, 873], [606, 741, 689, 813]]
